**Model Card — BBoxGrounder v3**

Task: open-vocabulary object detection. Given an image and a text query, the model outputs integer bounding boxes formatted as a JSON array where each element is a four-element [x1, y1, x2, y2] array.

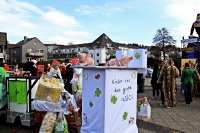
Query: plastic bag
[[54, 112, 69, 133], [75, 90, 82, 108], [39, 112, 57, 133], [137, 97, 151, 120], [35, 75, 63, 103]]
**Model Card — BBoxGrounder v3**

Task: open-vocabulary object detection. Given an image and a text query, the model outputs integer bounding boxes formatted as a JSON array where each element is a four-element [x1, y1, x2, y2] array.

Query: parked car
[[146, 68, 153, 78]]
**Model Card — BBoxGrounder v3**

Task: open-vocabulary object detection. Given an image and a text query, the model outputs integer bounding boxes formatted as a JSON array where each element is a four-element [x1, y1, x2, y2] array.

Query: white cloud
[[41, 10, 81, 28], [165, 0, 200, 24], [118, 41, 128, 44], [62, 31, 91, 38], [0, 0, 85, 44], [75, 4, 123, 16], [44, 35, 88, 45], [98, 23, 110, 28]]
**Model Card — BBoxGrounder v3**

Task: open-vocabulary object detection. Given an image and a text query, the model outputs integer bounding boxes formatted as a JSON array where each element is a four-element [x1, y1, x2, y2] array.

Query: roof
[[8, 37, 45, 49], [53, 33, 132, 50]]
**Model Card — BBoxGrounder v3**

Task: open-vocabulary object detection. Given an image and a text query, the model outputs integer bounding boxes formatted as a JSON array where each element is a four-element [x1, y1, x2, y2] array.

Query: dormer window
[[106, 43, 112, 47], [38, 49, 44, 53]]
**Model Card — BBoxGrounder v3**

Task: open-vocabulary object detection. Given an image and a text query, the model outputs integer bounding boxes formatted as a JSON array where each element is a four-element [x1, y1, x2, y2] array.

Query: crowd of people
[[151, 58, 200, 108]]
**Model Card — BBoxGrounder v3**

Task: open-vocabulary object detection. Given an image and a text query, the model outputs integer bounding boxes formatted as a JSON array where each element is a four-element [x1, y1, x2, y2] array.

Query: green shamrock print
[[111, 95, 118, 104], [135, 52, 140, 59], [89, 101, 93, 107], [95, 88, 102, 97], [122, 112, 128, 120]]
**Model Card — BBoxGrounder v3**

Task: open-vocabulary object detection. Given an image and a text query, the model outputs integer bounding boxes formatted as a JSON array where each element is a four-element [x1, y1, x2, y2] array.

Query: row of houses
[[0, 32, 148, 65]]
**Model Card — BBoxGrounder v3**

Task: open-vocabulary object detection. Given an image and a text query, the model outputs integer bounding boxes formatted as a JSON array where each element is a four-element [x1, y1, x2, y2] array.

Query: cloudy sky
[[0, 0, 200, 47]]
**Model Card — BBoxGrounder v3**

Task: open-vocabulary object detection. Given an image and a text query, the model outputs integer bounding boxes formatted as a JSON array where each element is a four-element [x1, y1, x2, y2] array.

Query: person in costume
[[49, 60, 62, 79], [157, 64, 165, 106], [71, 68, 82, 93], [46, 63, 51, 73], [151, 64, 160, 100], [64, 59, 73, 94], [157, 58, 179, 108], [190, 13, 200, 38], [23, 60, 38, 76], [4, 64, 9, 71], [190, 63, 200, 102], [59, 63, 66, 79], [14, 64, 20, 76], [181, 62, 195, 106]]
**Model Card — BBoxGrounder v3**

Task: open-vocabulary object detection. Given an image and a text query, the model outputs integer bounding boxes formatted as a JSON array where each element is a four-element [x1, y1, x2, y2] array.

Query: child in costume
[[49, 60, 62, 79]]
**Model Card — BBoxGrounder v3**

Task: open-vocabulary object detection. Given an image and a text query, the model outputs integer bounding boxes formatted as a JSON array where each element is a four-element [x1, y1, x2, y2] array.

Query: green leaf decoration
[[135, 52, 140, 59], [111, 95, 118, 104], [122, 112, 128, 120], [95, 88, 102, 97], [89, 101, 93, 107]]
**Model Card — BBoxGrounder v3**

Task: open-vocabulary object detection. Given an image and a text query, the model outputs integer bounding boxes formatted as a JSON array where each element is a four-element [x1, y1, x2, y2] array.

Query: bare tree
[[153, 27, 176, 60]]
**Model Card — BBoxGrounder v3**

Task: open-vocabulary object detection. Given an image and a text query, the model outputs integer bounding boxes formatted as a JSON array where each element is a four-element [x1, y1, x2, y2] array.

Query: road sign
[[181, 38, 198, 44]]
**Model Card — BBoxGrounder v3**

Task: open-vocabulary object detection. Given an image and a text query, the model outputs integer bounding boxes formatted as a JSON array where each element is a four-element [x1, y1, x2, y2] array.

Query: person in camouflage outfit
[[157, 58, 179, 108]]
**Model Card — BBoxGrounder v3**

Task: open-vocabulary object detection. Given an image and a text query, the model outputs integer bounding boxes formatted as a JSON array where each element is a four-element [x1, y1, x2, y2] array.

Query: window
[[38, 49, 44, 53], [97, 53, 99, 56], [33, 41, 37, 45], [97, 60, 99, 63]]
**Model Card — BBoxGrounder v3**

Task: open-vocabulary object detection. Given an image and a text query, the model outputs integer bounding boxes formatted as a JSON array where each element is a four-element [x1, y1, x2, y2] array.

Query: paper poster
[[104, 69, 138, 133]]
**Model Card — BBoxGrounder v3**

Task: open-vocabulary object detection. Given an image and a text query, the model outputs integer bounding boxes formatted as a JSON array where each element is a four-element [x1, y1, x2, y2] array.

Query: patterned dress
[[158, 65, 179, 107]]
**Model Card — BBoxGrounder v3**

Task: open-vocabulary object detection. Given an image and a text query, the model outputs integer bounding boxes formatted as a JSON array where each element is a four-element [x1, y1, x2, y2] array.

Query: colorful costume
[[190, 13, 200, 37], [181, 67, 195, 105], [49, 60, 62, 79], [158, 59, 179, 107]]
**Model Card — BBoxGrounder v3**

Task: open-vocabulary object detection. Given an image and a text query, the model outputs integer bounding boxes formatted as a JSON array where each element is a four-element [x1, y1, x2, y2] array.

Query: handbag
[[137, 97, 151, 120]]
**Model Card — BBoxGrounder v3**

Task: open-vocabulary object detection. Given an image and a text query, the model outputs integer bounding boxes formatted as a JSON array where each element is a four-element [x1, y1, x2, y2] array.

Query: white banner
[[105, 69, 138, 133], [81, 68, 138, 133]]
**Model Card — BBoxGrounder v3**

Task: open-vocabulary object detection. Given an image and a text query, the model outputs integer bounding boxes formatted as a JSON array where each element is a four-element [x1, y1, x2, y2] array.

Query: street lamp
[[93, 46, 96, 65]]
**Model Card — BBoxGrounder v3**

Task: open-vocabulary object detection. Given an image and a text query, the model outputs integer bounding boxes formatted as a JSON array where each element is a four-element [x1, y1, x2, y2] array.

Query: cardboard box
[[116, 50, 127, 58], [35, 78, 62, 103], [128, 49, 147, 68]]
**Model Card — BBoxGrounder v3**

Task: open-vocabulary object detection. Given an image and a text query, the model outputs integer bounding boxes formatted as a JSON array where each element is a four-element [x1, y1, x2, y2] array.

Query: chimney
[[24, 36, 27, 42]]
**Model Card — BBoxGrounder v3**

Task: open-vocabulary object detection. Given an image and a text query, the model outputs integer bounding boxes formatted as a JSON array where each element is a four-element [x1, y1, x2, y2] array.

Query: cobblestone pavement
[[137, 78, 200, 133]]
